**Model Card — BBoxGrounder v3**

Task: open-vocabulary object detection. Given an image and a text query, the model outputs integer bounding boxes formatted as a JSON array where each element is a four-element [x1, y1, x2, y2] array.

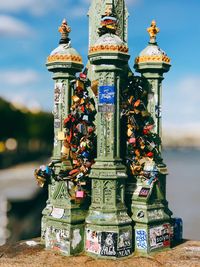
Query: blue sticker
[[99, 86, 115, 104], [136, 229, 147, 250]]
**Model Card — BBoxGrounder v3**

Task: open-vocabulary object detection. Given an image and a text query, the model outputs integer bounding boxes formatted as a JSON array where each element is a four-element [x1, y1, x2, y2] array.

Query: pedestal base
[[40, 181, 88, 256], [42, 218, 84, 256], [85, 224, 133, 258], [134, 222, 171, 256]]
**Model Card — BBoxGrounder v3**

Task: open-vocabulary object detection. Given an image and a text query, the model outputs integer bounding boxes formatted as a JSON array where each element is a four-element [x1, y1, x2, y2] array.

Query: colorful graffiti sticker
[[139, 187, 150, 197], [150, 223, 171, 250], [99, 86, 115, 105], [117, 230, 132, 257], [100, 232, 117, 256], [85, 229, 101, 254], [54, 83, 63, 104], [136, 229, 147, 250], [45, 226, 70, 254]]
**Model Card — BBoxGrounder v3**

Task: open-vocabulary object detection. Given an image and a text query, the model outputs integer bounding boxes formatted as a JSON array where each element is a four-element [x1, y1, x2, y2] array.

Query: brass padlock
[[61, 145, 70, 156], [72, 95, 80, 103], [57, 131, 65, 141], [76, 80, 84, 91], [91, 80, 98, 96]]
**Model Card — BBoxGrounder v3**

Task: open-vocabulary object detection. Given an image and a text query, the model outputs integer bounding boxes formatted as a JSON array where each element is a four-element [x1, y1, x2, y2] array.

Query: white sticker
[[72, 229, 82, 249], [51, 207, 64, 219]]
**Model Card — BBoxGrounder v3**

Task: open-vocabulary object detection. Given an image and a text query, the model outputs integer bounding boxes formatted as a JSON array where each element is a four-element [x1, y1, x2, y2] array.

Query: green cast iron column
[[130, 21, 172, 255], [85, 14, 133, 258], [87, 0, 129, 97], [41, 20, 87, 256]]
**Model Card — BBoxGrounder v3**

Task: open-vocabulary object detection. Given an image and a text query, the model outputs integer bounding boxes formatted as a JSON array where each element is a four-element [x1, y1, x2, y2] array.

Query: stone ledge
[[0, 238, 200, 267]]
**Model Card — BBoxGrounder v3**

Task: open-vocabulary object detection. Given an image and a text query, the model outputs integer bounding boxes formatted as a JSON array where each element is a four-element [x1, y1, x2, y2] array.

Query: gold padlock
[[76, 80, 84, 90], [72, 95, 80, 103], [61, 145, 70, 156], [57, 131, 65, 141], [91, 80, 98, 96], [89, 103, 95, 111]]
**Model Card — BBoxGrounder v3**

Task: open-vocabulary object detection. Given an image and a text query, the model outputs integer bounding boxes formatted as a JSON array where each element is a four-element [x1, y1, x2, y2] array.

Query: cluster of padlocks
[[35, 71, 96, 202], [121, 74, 162, 186]]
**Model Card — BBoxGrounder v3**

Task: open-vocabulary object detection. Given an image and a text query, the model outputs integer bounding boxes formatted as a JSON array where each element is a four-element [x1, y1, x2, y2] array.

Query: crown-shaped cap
[[135, 20, 170, 65], [47, 19, 83, 66]]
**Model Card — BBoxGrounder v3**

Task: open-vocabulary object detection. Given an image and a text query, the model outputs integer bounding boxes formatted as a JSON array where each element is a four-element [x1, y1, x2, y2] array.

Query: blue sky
[[0, 0, 199, 132]]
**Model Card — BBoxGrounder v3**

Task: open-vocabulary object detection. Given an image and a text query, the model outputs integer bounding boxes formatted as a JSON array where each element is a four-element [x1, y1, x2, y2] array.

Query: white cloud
[[163, 74, 200, 127], [0, 15, 32, 36], [0, 0, 57, 16], [69, 6, 88, 18], [81, 0, 141, 5], [0, 70, 40, 86], [0, 0, 141, 18]]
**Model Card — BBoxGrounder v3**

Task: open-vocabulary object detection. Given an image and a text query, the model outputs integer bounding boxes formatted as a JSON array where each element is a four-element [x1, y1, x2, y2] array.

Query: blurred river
[[164, 148, 200, 241]]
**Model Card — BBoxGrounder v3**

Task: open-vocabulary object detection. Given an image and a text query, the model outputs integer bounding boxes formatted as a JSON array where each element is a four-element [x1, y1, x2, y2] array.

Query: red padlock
[[79, 73, 87, 80], [146, 152, 154, 157]]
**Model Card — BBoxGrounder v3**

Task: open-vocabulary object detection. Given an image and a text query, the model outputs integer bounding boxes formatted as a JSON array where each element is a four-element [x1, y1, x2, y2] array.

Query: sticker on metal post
[[117, 230, 132, 257], [136, 229, 147, 250], [100, 232, 118, 256], [139, 187, 150, 198], [99, 85, 115, 104], [149, 223, 171, 250], [51, 207, 64, 219], [85, 229, 101, 254], [98, 105, 115, 113]]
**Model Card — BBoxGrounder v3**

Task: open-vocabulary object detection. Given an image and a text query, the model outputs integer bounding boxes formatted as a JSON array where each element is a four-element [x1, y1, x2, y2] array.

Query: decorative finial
[[58, 19, 71, 44], [105, 4, 112, 16], [97, 5, 117, 36], [147, 20, 159, 44]]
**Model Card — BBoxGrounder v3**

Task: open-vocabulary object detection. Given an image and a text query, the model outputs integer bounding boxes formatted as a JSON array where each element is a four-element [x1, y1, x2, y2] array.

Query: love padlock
[[61, 145, 70, 156], [76, 190, 85, 199], [129, 137, 136, 144], [76, 80, 84, 91]]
